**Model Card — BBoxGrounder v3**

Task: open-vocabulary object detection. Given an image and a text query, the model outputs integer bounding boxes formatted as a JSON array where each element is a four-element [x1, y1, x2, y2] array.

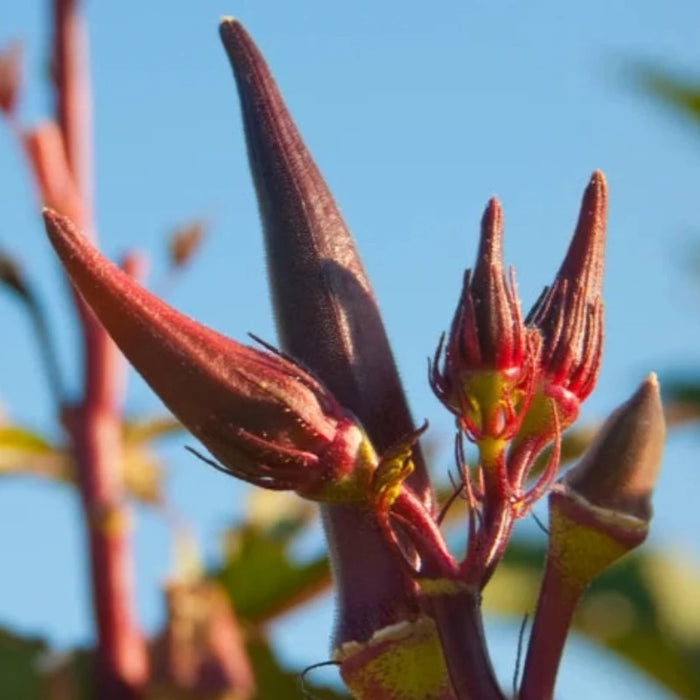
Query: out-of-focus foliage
[[637, 67, 700, 128], [247, 639, 348, 700], [662, 376, 700, 426], [167, 221, 207, 272], [214, 491, 331, 624], [0, 627, 48, 699], [485, 540, 700, 699], [0, 414, 182, 504]]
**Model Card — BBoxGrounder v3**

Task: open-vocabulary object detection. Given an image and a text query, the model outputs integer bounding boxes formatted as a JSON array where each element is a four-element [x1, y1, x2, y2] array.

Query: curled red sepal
[[527, 171, 607, 411], [43, 209, 374, 500], [430, 198, 537, 440]]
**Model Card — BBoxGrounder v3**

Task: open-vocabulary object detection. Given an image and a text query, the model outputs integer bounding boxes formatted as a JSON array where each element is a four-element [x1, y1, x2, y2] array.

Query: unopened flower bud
[[431, 198, 537, 442], [527, 171, 607, 425], [519, 375, 663, 700], [43, 210, 376, 500], [547, 373, 664, 592], [561, 372, 664, 524]]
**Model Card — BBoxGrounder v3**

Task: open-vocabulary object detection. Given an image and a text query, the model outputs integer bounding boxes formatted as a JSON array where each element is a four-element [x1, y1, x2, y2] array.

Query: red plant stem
[[52, 1, 147, 696], [519, 555, 582, 700], [392, 490, 457, 576], [64, 404, 147, 700], [427, 588, 505, 700], [461, 452, 514, 587], [52, 0, 93, 223]]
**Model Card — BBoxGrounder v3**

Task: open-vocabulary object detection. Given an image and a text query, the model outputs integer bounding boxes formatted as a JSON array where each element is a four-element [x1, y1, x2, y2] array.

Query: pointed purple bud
[[43, 210, 374, 499], [218, 18, 430, 503], [527, 171, 606, 411]]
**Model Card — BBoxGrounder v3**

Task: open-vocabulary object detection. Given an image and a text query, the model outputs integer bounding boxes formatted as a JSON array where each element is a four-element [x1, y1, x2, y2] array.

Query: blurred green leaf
[[0, 419, 166, 504], [215, 522, 330, 625], [213, 492, 331, 624], [247, 637, 349, 700], [637, 66, 700, 127], [0, 627, 47, 700], [0, 425, 67, 479], [121, 442, 165, 504], [486, 539, 700, 699], [661, 377, 700, 426], [122, 415, 183, 445]]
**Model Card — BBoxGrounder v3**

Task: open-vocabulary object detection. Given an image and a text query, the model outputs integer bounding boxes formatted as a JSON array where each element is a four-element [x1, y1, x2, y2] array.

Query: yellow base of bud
[[334, 616, 454, 700], [549, 487, 648, 589]]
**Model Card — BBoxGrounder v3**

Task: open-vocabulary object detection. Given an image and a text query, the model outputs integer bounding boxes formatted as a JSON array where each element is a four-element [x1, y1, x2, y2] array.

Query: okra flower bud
[[527, 171, 607, 426], [431, 198, 537, 443], [43, 210, 376, 500]]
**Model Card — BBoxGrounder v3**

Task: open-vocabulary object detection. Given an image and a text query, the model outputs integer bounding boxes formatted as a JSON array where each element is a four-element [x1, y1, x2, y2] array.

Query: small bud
[[431, 198, 537, 441], [527, 171, 607, 423], [43, 210, 376, 500], [519, 376, 664, 699], [561, 373, 664, 523], [168, 220, 206, 270], [547, 374, 665, 588], [0, 41, 21, 117]]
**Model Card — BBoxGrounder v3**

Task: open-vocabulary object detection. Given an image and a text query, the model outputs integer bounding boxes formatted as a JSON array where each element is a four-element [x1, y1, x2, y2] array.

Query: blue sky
[[0, 1, 698, 698]]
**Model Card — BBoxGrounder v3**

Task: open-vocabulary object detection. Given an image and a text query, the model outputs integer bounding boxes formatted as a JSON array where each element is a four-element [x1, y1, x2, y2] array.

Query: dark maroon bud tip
[[563, 373, 665, 522]]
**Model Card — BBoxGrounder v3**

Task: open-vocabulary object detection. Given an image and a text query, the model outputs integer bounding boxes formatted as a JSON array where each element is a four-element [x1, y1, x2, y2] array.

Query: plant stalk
[[52, 1, 147, 696], [518, 551, 582, 700]]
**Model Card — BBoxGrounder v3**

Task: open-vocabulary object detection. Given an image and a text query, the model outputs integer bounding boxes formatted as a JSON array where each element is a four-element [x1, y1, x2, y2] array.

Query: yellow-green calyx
[[548, 485, 648, 590], [334, 617, 455, 700], [309, 429, 379, 503], [465, 370, 525, 446]]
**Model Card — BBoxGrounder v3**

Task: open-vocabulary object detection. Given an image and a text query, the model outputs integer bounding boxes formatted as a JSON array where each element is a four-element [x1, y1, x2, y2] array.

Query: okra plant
[[1, 7, 665, 700]]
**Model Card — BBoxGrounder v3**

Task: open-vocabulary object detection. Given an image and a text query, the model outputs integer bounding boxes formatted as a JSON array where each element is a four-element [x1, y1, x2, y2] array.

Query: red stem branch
[[519, 554, 582, 700], [51, 1, 147, 696], [427, 588, 505, 700], [52, 0, 93, 223]]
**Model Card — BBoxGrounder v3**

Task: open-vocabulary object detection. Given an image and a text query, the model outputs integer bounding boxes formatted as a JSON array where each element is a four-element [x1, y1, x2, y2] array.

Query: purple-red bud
[[43, 210, 373, 499], [528, 171, 607, 408], [561, 373, 664, 523], [431, 198, 536, 439], [453, 198, 526, 372]]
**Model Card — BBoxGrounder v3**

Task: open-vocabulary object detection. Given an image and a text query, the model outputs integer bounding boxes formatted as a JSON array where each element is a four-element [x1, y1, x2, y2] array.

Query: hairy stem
[[518, 554, 582, 700], [427, 587, 505, 700]]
